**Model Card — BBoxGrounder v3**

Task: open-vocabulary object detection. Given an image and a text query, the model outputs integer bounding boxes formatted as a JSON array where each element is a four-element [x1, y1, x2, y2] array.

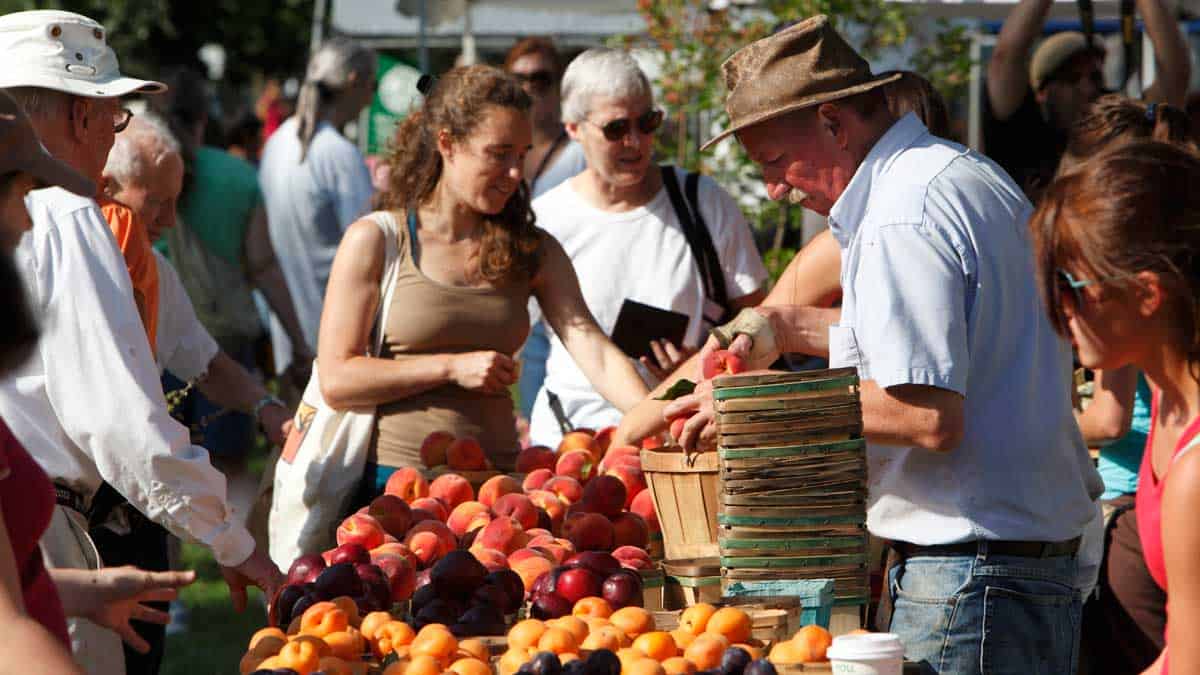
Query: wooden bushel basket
[[641, 448, 721, 561]]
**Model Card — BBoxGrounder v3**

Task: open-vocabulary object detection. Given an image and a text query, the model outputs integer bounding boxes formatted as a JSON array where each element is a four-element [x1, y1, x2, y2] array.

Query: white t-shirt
[[154, 249, 219, 381], [528, 168, 767, 447]]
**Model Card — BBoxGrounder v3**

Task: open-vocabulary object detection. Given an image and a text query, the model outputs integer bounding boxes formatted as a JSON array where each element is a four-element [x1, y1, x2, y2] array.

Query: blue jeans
[[888, 545, 1082, 675]]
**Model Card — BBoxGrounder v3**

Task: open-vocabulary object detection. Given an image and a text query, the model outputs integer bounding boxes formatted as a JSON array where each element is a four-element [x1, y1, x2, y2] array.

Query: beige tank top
[[371, 211, 531, 471]]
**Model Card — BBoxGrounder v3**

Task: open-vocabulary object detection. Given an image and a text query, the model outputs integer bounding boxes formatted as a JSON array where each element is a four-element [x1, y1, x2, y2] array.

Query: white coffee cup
[[826, 632, 904, 675]]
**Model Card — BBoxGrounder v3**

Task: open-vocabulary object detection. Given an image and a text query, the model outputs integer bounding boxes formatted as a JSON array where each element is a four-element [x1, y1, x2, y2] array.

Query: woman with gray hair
[[259, 37, 377, 376], [527, 48, 768, 448]]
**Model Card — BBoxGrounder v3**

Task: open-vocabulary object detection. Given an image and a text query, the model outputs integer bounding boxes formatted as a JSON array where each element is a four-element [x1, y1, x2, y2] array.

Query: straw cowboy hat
[[702, 15, 899, 150]]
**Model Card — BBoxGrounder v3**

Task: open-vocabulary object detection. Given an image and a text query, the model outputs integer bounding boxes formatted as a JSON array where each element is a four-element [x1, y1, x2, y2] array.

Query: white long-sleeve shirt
[[0, 187, 254, 567], [153, 249, 218, 381]]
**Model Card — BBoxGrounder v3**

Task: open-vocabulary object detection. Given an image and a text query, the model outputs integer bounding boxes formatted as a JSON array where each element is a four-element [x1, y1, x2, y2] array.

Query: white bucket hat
[[0, 10, 165, 98]]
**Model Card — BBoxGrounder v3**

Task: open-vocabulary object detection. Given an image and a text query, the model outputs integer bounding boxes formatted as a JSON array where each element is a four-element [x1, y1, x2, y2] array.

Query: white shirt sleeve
[[330, 142, 374, 231], [700, 176, 769, 299], [154, 250, 219, 382], [31, 202, 254, 567]]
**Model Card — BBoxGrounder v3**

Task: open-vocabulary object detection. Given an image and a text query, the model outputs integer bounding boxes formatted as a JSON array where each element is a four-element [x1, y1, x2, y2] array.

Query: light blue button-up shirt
[[827, 113, 1103, 545]]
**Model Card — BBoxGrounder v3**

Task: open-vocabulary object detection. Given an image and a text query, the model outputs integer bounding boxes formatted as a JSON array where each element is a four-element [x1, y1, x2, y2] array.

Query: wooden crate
[[641, 449, 721, 561], [662, 558, 722, 610]]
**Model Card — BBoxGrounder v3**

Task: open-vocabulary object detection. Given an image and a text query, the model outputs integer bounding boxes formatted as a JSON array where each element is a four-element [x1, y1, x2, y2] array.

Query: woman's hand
[[70, 567, 196, 654], [639, 339, 696, 382], [450, 351, 517, 394], [662, 378, 718, 453]]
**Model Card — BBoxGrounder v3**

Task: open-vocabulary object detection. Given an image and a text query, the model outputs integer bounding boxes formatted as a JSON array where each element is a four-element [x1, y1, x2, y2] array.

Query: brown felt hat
[[702, 15, 900, 151], [0, 90, 93, 196]]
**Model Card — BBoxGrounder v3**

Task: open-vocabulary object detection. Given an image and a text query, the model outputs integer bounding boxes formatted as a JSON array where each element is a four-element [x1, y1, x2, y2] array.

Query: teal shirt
[[175, 146, 261, 265], [1097, 373, 1152, 500]]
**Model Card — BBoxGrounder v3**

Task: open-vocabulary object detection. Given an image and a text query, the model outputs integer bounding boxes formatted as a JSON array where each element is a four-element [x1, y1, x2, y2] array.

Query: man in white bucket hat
[[0, 10, 282, 674]]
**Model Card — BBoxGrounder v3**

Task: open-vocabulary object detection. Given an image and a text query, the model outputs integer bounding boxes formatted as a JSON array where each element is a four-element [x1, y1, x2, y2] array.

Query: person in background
[[154, 67, 308, 475], [671, 18, 1101, 672], [1031, 140, 1200, 675], [259, 38, 377, 378], [317, 65, 648, 496], [0, 88, 197, 675], [0, 11, 281, 674], [1057, 95, 1196, 675], [528, 48, 768, 448], [224, 110, 265, 164], [505, 36, 589, 425], [984, 0, 1189, 198], [613, 70, 951, 446]]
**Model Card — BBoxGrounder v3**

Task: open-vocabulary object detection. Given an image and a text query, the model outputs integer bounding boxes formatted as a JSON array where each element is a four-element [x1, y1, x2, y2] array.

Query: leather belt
[[891, 536, 1081, 559], [53, 483, 87, 514]]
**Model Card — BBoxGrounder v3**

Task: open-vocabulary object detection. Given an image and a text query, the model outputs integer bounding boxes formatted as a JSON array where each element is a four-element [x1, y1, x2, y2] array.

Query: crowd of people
[[1, 1, 1200, 674]]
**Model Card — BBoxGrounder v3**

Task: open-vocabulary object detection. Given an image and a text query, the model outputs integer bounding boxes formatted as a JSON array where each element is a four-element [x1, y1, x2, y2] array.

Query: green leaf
[[655, 378, 697, 401]]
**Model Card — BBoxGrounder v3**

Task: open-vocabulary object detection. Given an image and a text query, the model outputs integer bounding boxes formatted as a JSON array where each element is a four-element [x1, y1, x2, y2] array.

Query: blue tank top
[[1097, 373, 1152, 499]]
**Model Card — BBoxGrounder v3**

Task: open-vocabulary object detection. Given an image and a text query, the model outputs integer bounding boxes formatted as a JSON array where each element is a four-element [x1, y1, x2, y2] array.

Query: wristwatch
[[252, 395, 286, 423]]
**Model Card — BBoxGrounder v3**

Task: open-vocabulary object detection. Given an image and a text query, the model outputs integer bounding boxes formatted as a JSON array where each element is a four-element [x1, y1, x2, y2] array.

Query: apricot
[[239, 652, 267, 675], [478, 474, 522, 507], [670, 629, 696, 651], [446, 437, 488, 470], [767, 639, 805, 665], [498, 647, 532, 675], [330, 596, 361, 628], [662, 657, 697, 675], [255, 655, 288, 670], [300, 601, 349, 638], [679, 603, 717, 635], [573, 596, 614, 619], [317, 656, 354, 675], [374, 620, 417, 658], [610, 606, 655, 639], [324, 629, 365, 661], [683, 634, 729, 670], [549, 615, 589, 644], [449, 657, 492, 675], [633, 631, 679, 661], [629, 658, 667, 675], [706, 607, 752, 644], [419, 431, 455, 468], [509, 550, 554, 593], [430, 473, 475, 510], [733, 643, 762, 660], [537, 626, 580, 655], [792, 624, 834, 662], [287, 614, 304, 636], [447, 501, 492, 537], [580, 626, 624, 652], [457, 637, 489, 662], [405, 653, 444, 675], [277, 639, 323, 674], [359, 611, 394, 642], [617, 647, 649, 672], [507, 618, 547, 650], [249, 626, 288, 651], [411, 623, 458, 660], [289, 634, 333, 657], [385, 467, 429, 503]]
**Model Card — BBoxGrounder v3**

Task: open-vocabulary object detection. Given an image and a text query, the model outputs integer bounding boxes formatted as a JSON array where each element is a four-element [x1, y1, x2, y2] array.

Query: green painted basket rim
[[713, 376, 858, 401], [834, 595, 871, 606], [719, 536, 866, 550], [667, 575, 722, 588], [720, 553, 867, 568], [719, 439, 865, 460], [719, 514, 865, 527]]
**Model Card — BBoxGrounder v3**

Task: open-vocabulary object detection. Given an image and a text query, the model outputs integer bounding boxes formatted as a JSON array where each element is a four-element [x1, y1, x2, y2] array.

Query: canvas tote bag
[[268, 211, 404, 568]]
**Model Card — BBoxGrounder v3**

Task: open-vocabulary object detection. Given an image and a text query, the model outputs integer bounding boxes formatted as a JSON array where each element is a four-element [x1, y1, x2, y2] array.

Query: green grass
[[161, 543, 267, 675]]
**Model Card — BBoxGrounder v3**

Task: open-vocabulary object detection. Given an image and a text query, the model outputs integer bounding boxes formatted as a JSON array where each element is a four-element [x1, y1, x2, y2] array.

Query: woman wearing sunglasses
[[1032, 140, 1200, 675], [526, 48, 768, 448], [318, 65, 648, 493]]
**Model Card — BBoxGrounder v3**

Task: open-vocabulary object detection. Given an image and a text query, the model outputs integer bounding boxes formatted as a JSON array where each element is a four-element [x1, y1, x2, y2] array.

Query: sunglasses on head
[[1054, 268, 1135, 315], [587, 109, 664, 142], [513, 70, 556, 93]]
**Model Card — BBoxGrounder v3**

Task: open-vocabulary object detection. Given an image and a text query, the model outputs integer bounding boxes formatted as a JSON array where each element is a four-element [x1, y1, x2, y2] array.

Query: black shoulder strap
[[660, 165, 731, 324]]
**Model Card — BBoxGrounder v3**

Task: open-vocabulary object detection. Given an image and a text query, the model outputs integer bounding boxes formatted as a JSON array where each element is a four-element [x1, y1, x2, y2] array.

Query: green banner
[[367, 53, 423, 156]]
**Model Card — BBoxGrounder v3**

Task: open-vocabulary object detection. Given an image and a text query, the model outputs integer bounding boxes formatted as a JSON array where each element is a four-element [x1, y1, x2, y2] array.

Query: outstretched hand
[[78, 567, 196, 654]]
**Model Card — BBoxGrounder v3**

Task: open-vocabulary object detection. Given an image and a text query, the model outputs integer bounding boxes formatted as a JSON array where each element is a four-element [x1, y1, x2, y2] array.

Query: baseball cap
[[0, 10, 165, 98], [0, 89, 94, 196], [1030, 31, 1104, 91]]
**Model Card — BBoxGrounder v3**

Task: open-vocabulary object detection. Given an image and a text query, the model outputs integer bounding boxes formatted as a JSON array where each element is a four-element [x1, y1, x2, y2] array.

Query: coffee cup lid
[[826, 632, 905, 660]]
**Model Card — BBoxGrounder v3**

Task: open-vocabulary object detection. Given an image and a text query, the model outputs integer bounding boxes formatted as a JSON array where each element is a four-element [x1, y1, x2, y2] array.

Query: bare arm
[[1075, 366, 1138, 445], [195, 352, 292, 445], [535, 234, 649, 414], [988, 0, 1054, 120], [0, 503, 85, 674], [244, 205, 312, 362], [1139, 0, 1191, 106], [1159, 450, 1200, 674], [316, 218, 513, 409], [50, 567, 195, 654]]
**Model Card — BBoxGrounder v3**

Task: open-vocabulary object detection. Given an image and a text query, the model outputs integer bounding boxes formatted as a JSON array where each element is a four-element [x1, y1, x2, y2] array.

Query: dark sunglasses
[[513, 70, 556, 93], [1054, 268, 1134, 314], [586, 109, 664, 142]]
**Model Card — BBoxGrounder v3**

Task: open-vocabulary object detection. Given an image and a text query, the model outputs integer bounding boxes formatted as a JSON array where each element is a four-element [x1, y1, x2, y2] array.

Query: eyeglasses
[[585, 109, 664, 142], [113, 108, 134, 133], [1055, 268, 1135, 314], [512, 70, 556, 94]]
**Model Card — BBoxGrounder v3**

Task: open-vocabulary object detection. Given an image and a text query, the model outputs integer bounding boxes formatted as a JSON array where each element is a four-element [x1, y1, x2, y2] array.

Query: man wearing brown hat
[[984, 0, 1189, 197], [0, 10, 281, 673], [672, 16, 1102, 673]]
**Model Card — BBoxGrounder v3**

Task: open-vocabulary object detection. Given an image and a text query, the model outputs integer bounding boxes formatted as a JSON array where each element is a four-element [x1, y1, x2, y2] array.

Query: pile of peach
[[766, 625, 836, 666], [498, 602, 768, 675]]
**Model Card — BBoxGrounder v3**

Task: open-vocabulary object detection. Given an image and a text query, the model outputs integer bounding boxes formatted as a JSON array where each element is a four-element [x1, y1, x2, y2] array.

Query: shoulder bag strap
[[661, 165, 719, 315], [684, 170, 731, 320], [367, 211, 404, 357]]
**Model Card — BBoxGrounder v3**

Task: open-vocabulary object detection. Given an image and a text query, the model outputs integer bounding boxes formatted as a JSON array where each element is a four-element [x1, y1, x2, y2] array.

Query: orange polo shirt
[[100, 198, 159, 351]]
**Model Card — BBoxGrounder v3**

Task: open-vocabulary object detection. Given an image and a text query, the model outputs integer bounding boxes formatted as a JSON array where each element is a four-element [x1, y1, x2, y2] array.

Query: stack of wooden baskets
[[713, 368, 870, 609]]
